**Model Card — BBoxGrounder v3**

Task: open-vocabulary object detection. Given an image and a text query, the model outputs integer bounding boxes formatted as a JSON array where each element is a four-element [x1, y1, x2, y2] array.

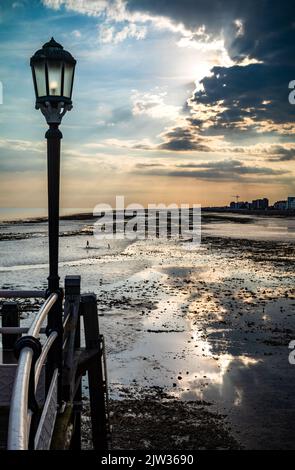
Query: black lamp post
[[30, 38, 76, 395]]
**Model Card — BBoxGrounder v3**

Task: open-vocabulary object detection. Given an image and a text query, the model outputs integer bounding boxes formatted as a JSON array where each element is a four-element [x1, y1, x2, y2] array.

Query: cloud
[[126, 1, 295, 64], [131, 89, 181, 120], [107, 1, 295, 146], [37, 1, 295, 187], [94, 126, 295, 163], [174, 160, 286, 174], [99, 22, 146, 44], [0, 138, 44, 154], [92, 137, 154, 150], [42, 1, 295, 69], [0, 139, 45, 172], [157, 125, 295, 161], [264, 145, 295, 162], [153, 61, 295, 151], [42, 0, 195, 41], [189, 63, 295, 136], [42, 0, 109, 15], [134, 158, 288, 183], [135, 162, 164, 168], [158, 125, 214, 151]]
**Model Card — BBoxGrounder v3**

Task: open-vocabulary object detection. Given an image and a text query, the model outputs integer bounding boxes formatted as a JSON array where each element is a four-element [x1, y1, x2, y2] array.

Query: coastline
[[1, 207, 294, 226]]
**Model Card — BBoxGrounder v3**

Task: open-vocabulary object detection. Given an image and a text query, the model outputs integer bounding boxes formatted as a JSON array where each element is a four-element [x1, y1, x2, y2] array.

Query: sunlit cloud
[[0, 138, 44, 154], [234, 19, 244, 38], [99, 22, 146, 44], [42, 0, 195, 40], [1, 0, 294, 209], [131, 89, 181, 120]]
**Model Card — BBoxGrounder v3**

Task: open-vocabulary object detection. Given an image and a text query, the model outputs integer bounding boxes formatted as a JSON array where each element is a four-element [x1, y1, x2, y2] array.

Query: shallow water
[[202, 213, 295, 242], [1, 213, 295, 449]]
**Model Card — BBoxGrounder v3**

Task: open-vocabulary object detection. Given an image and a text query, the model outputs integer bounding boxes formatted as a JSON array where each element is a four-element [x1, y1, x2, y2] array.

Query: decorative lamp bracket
[[36, 101, 72, 125]]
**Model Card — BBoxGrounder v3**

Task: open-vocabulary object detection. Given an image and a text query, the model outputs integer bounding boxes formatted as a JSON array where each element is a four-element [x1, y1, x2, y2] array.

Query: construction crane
[[232, 195, 240, 204]]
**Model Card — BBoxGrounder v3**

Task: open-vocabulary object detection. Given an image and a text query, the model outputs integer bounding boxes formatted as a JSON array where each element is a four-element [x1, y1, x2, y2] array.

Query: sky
[[0, 0, 295, 215]]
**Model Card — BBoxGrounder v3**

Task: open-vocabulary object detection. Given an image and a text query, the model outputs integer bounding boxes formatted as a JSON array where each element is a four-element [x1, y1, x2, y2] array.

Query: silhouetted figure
[[86, 240, 90, 249], [108, 243, 111, 249]]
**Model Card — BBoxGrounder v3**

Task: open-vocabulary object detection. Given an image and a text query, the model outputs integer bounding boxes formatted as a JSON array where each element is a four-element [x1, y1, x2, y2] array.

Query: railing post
[[2, 302, 20, 364], [81, 293, 108, 451], [45, 290, 63, 406], [63, 276, 81, 399], [63, 275, 82, 450]]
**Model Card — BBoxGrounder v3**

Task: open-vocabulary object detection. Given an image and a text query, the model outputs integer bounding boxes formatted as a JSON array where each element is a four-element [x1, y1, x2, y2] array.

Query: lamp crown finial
[[43, 37, 63, 50]]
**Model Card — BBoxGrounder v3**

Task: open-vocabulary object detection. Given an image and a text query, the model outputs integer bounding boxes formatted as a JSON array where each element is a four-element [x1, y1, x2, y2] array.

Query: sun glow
[[176, 36, 234, 83]]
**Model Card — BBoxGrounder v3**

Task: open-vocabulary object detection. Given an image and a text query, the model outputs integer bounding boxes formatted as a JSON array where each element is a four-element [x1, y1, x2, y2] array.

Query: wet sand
[[1, 216, 295, 449], [83, 236, 295, 449]]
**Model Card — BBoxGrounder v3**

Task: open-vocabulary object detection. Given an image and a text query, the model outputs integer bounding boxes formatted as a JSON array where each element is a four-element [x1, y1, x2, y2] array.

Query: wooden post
[[63, 276, 81, 398], [65, 276, 82, 450], [81, 294, 108, 451], [2, 302, 19, 364]]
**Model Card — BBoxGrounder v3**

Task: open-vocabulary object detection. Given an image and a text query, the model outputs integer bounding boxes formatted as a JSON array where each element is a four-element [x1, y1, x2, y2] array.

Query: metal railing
[[1, 276, 109, 451], [7, 293, 58, 450], [35, 331, 58, 386], [0, 327, 47, 335], [0, 290, 46, 299]]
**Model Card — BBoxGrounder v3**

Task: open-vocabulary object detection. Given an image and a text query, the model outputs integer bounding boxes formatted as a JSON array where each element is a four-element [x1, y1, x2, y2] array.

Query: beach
[[1, 213, 295, 449]]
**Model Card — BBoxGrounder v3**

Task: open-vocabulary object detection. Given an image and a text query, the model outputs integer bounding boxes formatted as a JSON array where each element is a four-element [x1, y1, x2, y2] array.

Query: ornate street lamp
[[30, 37, 76, 122], [30, 38, 76, 394]]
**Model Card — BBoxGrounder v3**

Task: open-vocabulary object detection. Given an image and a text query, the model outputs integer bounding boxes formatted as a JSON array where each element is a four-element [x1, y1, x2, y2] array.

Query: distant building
[[229, 201, 250, 210], [287, 197, 295, 210], [228, 196, 294, 211], [273, 200, 287, 210], [251, 198, 269, 210]]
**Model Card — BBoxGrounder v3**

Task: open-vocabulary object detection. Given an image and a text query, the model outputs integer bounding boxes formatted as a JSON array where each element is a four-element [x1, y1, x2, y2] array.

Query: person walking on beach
[[86, 240, 90, 249]]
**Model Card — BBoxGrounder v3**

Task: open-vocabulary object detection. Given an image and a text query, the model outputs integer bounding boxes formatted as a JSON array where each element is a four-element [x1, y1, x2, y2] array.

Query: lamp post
[[30, 38, 76, 396]]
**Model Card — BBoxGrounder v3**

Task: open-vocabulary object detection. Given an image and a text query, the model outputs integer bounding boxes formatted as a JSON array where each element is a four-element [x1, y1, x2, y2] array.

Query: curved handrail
[[7, 347, 33, 450], [35, 331, 58, 388], [28, 293, 58, 338], [7, 293, 59, 450]]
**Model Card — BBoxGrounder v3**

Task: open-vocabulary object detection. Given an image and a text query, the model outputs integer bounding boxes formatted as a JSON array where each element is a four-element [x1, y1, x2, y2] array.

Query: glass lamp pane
[[47, 61, 62, 96], [63, 63, 74, 98], [34, 62, 46, 97]]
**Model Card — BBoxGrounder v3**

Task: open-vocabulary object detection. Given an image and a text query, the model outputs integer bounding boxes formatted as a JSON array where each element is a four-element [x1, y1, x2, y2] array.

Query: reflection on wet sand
[[1, 215, 295, 448], [105, 237, 295, 449]]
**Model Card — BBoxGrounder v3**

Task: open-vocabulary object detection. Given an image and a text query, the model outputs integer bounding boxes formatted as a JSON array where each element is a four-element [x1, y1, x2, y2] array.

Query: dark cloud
[[228, 144, 295, 161], [127, 0, 248, 36], [135, 159, 288, 182], [135, 162, 164, 168], [227, 3, 295, 65], [128, 0, 295, 152], [191, 63, 295, 134], [265, 145, 295, 162], [158, 127, 211, 151], [127, 1, 295, 65], [156, 62, 295, 151], [174, 159, 286, 175]]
